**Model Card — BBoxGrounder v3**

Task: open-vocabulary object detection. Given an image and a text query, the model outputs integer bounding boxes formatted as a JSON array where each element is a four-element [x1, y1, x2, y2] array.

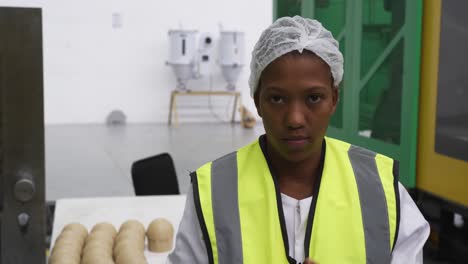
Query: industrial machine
[[417, 1, 468, 261], [275, 0, 468, 261], [0, 7, 46, 263], [166, 30, 199, 90], [166, 29, 245, 91], [166, 30, 214, 90], [219, 31, 245, 90]]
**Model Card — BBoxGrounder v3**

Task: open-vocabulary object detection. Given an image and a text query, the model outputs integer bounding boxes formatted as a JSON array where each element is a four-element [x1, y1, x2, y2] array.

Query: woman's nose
[[285, 102, 306, 129]]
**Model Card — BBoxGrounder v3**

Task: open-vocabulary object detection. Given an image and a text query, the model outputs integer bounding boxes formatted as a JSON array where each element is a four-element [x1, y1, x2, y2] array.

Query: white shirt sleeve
[[166, 187, 208, 264], [390, 182, 430, 264]]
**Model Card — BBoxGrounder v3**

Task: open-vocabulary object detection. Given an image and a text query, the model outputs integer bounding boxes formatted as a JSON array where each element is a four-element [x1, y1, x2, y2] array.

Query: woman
[[168, 16, 429, 264]]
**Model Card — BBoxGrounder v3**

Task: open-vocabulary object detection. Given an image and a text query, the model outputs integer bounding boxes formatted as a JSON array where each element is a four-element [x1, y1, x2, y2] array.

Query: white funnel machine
[[219, 31, 245, 90], [167, 30, 198, 90]]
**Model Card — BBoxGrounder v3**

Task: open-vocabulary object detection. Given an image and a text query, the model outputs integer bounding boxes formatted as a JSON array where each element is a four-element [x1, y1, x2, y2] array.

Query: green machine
[[274, 0, 423, 187]]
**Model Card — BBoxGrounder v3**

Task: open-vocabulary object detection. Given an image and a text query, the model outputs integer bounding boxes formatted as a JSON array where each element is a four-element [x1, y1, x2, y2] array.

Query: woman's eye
[[270, 95, 284, 104], [307, 95, 321, 104]]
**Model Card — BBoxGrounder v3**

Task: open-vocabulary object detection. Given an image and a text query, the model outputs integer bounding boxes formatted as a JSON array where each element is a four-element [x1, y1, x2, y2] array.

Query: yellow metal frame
[[417, 0, 468, 207]]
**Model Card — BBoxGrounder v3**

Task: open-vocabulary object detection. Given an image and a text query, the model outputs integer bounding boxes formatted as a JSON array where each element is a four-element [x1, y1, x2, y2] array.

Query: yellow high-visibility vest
[[192, 136, 399, 264]]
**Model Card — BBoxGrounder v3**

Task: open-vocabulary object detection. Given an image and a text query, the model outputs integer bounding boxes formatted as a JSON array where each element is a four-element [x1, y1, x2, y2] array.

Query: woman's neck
[[266, 140, 324, 200]]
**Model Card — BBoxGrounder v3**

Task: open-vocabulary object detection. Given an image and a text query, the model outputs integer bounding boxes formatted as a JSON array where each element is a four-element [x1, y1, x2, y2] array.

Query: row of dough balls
[[49, 219, 174, 264]]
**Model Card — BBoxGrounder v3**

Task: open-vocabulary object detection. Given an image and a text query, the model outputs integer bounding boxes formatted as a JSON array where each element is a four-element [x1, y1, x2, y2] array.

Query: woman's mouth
[[283, 137, 310, 148]]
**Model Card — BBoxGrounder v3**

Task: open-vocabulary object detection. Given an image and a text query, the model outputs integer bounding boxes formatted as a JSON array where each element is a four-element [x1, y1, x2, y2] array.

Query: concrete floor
[[45, 123, 265, 200]]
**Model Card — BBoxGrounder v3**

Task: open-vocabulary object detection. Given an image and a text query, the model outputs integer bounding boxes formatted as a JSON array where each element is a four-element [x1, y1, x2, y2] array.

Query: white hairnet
[[249, 16, 344, 97]]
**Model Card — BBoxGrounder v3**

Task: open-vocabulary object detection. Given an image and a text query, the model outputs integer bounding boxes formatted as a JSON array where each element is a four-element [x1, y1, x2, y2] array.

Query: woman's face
[[254, 52, 338, 163]]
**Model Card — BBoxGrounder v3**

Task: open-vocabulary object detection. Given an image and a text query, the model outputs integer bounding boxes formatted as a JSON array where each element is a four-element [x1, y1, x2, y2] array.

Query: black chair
[[131, 153, 180, 195]]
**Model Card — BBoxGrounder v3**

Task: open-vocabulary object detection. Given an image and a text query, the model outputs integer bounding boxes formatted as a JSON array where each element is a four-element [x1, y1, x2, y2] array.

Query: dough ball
[[53, 235, 79, 248], [85, 231, 115, 246], [113, 239, 145, 259], [49, 246, 81, 264], [82, 242, 113, 258], [115, 249, 147, 264], [62, 223, 88, 238], [60, 227, 86, 238], [119, 220, 145, 236], [49, 255, 80, 264], [91, 222, 117, 238], [81, 250, 114, 264], [116, 230, 145, 243], [51, 237, 83, 257], [116, 238, 145, 252], [85, 259, 114, 264], [56, 228, 87, 246], [146, 218, 174, 252], [83, 239, 114, 252]]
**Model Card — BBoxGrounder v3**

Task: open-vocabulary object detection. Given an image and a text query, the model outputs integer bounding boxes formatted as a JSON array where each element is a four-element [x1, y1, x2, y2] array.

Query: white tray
[[51, 195, 187, 263]]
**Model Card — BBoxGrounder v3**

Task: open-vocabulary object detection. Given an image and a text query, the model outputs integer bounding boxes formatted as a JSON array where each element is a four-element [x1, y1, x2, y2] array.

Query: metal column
[[0, 7, 46, 264]]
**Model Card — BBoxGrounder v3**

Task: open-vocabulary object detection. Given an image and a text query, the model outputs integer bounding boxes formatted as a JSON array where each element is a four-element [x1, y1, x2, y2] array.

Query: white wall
[[0, 0, 272, 124]]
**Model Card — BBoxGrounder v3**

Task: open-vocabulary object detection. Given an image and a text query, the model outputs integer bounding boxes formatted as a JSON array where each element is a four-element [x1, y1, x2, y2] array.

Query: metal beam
[[358, 27, 405, 92], [301, 0, 315, 19], [0, 7, 46, 264]]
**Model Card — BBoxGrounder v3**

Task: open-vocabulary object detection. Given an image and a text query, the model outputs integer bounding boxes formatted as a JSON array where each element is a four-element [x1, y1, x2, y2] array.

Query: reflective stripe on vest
[[193, 137, 398, 264]]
